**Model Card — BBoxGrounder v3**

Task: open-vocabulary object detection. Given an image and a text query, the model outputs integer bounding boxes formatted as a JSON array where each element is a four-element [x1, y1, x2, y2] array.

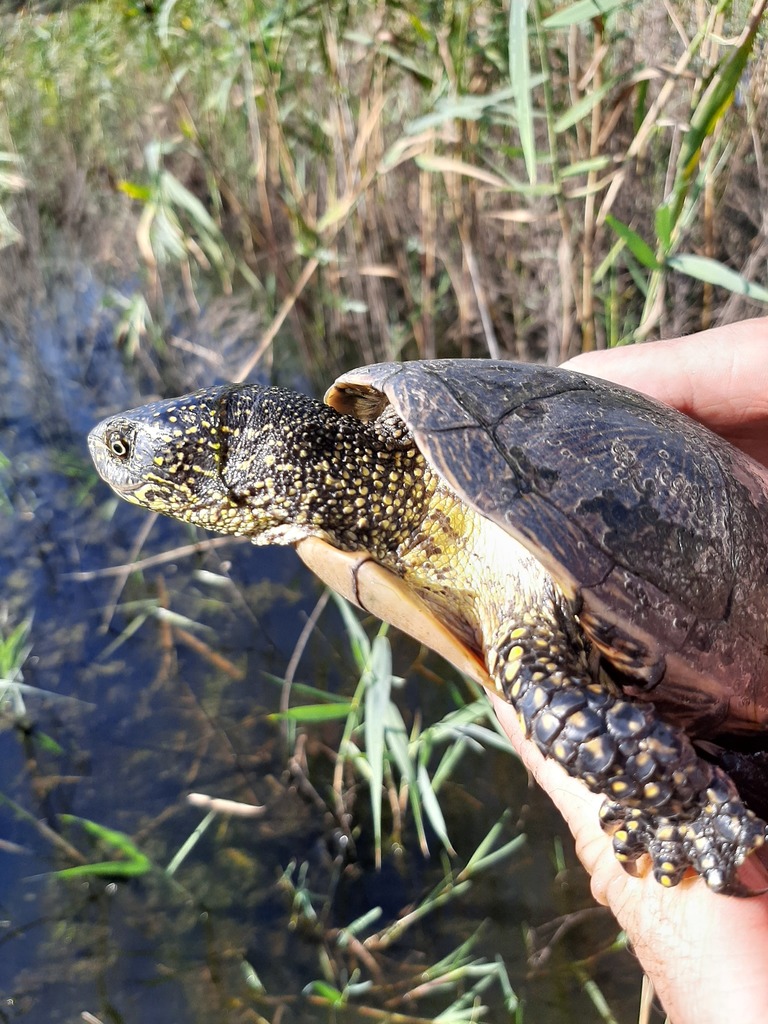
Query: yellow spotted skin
[[89, 378, 767, 895], [88, 385, 440, 553]]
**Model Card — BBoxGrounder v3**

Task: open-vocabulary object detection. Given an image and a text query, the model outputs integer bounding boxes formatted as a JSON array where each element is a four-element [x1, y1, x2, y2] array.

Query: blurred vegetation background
[[2, 0, 767, 389], [1, 2, 767, 1022]]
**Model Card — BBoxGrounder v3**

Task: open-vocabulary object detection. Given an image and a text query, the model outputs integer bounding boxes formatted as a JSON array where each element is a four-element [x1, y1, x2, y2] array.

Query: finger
[[562, 318, 768, 436], [489, 693, 768, 1024]]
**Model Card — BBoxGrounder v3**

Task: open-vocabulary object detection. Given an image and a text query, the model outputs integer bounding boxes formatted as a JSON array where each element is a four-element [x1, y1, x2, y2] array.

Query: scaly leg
[[487, 608, 767, 894]]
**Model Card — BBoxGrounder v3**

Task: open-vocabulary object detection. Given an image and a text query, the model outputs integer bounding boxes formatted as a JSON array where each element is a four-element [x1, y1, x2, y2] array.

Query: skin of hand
[[490, 317, 768, 1023]]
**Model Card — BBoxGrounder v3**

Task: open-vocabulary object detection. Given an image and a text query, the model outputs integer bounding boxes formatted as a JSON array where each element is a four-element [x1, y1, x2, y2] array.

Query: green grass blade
[[0, 617, 32, 678], [655, 202, 673, 254], [560, 155, 612, 178], [269, 701, 355, 722], [605, 215, 661, 270], [406, 87, 518, 134], [508, 0, 536, 184], [666, 254, 768, 304], [383, 700, 430, 850], [677, 9, 764, 186], [166, 810, 216, 876], [364, 634, 393, 861], [331, 592, 371, 670], [542, 0, 631, 29], [54, 815, 152, 879], [553, 78, 615, 133], [382, 700, 415, 787], [262, 674, 348, 703], [417, 762, 454, 854]]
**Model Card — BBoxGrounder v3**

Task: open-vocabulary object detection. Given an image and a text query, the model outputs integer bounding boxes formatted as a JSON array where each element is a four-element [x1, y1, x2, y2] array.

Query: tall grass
[[1, 0, 766, 382]]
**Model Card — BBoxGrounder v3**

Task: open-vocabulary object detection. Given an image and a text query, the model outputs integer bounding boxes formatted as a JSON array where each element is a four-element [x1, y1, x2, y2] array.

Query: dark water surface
[[0, 268, 647, 1022]]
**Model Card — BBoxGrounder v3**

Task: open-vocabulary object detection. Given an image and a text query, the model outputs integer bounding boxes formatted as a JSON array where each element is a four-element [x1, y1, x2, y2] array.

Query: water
[[0, 263, 646, 1022]]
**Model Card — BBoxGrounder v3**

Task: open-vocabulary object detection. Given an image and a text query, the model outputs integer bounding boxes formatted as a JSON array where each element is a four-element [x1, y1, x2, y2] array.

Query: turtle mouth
[[111, 478, 143, 495]]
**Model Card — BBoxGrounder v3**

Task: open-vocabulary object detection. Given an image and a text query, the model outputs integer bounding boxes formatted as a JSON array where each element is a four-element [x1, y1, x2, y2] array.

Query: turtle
[[87, 358, 768, 895]]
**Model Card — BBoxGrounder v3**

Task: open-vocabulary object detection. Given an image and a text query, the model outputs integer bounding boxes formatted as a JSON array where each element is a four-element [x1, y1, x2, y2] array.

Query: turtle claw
[[599, 793, 768, 894], [683, 795, 767, 896], [718, 876, 768, 899], [602, 805, 689, 887]]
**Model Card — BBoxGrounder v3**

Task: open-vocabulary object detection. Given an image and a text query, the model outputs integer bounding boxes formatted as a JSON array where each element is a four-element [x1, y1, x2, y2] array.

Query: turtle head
[[88, 382, 415, 546], [88, 384, 247, 525], [89, 383, 315, 540]]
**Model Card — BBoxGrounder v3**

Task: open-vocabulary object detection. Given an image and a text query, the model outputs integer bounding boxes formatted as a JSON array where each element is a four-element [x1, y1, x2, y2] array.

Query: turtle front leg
[[487, 610, 767, 894]]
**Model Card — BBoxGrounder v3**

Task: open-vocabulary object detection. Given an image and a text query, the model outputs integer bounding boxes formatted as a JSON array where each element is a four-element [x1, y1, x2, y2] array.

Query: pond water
[[0, 264, 649, 1022]]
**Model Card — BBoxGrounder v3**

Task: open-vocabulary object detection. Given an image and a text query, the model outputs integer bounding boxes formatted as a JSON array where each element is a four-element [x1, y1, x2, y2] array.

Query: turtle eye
[[106, 429, 132, 460]]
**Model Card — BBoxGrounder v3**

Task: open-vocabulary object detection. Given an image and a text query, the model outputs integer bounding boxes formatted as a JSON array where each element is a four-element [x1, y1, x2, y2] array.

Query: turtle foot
[[600, 784, 768, 895], [489, 616, 768, 895]]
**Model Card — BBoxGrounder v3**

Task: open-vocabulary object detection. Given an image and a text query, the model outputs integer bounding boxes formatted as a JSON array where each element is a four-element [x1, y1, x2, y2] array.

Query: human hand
[[565, 317, 768, 468], [491, 691, 768, 1023], [491, 317, 768, 1023]]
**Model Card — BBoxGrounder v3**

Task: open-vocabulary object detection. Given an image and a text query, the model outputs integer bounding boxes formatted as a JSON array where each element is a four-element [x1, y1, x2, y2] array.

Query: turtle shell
[[322, 359, 768, 740]]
